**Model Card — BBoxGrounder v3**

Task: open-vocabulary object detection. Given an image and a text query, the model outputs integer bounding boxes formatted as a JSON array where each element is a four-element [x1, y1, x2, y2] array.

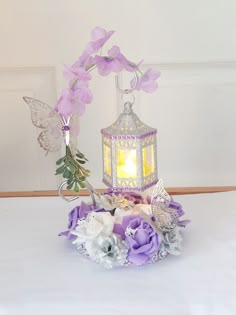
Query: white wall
[[0, 0, 236, 191]]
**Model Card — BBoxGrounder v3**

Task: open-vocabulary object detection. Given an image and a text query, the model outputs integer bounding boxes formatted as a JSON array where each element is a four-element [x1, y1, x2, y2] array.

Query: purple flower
[[86, 27, 114, 54], [132, 68, 160, 93], [169, 200, 185, 217], [64, 64, 92, 86], [95, 45, 138, 76], [120, 215, 160, 265], [55, 86, 92, 119], [76, 52, 95, 70], [59, 202, 104, 240], [169, 200, 190, 227]]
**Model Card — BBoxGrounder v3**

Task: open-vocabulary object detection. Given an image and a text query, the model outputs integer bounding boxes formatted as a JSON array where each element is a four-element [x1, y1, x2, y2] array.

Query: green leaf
[[76, 159, 86, 164], [66, 183, 74, 190], [68, 163, 76, 173], [56, 157, 65, 165], [67, 178, 74, 185], [79, 181, 86, 189], [82, 169, 90, 176], [55, 165, 65, 174], [76, 152, 85, 159], [73, 183, 80, 193], [63, 168, 72, 179]]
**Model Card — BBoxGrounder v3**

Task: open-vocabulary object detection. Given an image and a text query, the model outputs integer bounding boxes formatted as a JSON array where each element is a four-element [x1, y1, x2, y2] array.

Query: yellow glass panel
[[117, 149, 137, 178], [142, 145, 154, 177], [104, 144, 111, 176]]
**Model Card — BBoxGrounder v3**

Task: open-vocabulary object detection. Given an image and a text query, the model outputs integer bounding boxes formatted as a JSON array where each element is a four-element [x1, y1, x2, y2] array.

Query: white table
[[0, 192, 236, 315]]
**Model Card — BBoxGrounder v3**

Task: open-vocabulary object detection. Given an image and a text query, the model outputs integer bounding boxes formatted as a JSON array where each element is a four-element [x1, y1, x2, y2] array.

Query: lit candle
[[117, 149, 137, 178]]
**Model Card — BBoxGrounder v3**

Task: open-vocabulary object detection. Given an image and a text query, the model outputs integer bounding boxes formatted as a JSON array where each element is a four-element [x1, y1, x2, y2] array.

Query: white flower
[[71, 212, 114, 245], [163, 227, 183, 255], [86, 234, 128, 269]]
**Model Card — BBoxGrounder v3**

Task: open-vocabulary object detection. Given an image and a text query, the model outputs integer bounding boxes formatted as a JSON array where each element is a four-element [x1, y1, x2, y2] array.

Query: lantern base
[[102, 178, 158, 192]]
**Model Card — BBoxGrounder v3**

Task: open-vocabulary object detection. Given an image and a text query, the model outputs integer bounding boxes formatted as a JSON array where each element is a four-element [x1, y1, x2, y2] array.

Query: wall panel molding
[[117, 61, 236, 187], [0, 66, 60, 192], [1, 186, 236, 198]]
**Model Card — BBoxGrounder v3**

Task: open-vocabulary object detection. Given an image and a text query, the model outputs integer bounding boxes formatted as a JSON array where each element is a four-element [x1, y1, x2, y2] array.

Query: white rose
[[72, 212, 114, 245]]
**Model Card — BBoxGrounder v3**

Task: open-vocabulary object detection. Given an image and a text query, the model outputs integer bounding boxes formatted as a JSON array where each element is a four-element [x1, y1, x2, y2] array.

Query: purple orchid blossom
[[55, 86, 92, 119], [95, 45, 139, 76], [55, 27, 160, 127], [64, 65, 92, 86], [132, 68, 160, 93], [86, 27, 114, 54]]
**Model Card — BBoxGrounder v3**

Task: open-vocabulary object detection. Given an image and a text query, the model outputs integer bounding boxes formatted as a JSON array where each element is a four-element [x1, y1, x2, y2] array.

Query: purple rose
[[169, 200, 184, 217], [121, 215, 160, 265], [169, 200, 190, 227], [59, 202, 104, 240]]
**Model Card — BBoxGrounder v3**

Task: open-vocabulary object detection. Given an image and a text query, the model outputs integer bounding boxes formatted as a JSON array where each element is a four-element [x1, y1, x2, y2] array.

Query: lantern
[[101, 101, 158, 192]]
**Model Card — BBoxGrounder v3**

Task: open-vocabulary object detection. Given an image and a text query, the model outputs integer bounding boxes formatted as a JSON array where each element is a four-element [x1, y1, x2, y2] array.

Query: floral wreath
[[59, 179, 190, 269], [23, 27, 189, 269]]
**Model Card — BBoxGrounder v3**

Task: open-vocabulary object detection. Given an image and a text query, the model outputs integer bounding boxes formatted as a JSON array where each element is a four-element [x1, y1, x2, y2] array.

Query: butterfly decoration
[[150, 179, 179, 232], [23, 96, 79, 154]]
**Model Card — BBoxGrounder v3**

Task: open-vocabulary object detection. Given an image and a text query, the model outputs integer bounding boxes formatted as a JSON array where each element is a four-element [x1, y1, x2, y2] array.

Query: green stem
[[86, 64, 96, 72], [137, 68, 144, 76]]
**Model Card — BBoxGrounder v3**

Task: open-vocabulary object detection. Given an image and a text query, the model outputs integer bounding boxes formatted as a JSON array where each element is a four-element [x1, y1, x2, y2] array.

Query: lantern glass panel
[[142, 144, 155, 177], [104, 144, 112, 176], [117, 149, 137, 178]]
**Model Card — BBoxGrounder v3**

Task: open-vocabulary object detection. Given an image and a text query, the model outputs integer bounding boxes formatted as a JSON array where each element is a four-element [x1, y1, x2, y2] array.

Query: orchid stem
[[86, 64, 96, 72], [137, 68, 144, 76]]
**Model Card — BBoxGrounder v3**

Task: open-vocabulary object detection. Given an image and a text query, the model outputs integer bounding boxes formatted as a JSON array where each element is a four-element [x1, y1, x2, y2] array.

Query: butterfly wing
[[151, 179, 177, 232], [38, 129, 63, 152], [23, 96, 64, 152], [23, 96, 55, 128], [151, 179, 171, 210]]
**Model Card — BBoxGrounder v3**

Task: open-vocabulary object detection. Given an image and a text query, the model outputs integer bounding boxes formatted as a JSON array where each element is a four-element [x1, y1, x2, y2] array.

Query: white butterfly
[[23, 97, 79, 154], [151, 179, 178, 232]]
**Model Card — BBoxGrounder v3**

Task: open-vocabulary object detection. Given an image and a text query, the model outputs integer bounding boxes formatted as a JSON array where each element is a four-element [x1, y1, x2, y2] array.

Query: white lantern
[[101, 101, 158, 191]]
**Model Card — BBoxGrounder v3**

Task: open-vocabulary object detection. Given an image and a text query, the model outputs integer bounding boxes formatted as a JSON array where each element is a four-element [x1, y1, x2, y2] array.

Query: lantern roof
[[101, 102, 157, 139]]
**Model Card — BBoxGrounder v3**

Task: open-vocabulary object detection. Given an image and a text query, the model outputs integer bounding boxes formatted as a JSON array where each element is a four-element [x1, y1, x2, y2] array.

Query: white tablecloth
[[0, 192, 236, 315]]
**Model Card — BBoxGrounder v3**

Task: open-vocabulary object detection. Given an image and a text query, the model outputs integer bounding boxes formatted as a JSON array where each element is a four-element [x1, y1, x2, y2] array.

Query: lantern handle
[[115, 71, 138, 95], [58, 180, 97, 206]]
